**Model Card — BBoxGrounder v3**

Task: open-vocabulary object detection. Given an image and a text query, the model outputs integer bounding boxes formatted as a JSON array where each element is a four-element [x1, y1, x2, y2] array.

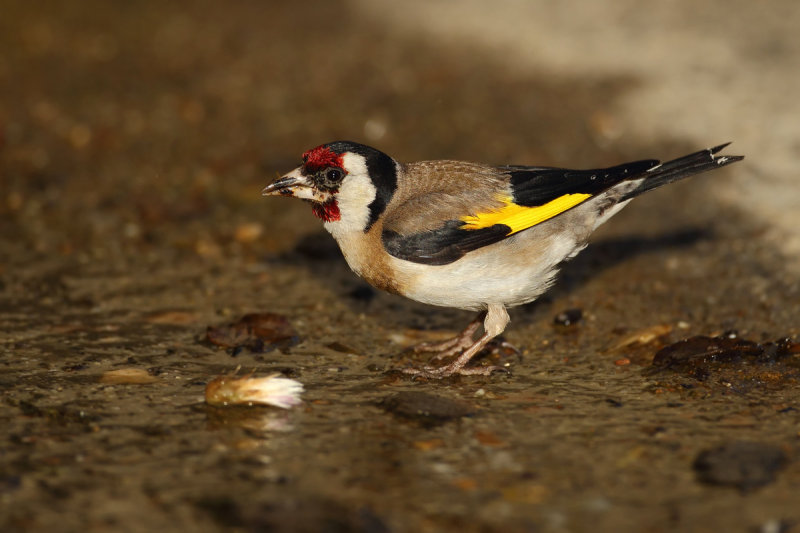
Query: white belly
[[389, 228, 580, 311]]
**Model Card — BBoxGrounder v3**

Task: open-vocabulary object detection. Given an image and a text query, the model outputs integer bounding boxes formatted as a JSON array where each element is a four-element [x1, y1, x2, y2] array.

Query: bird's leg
[[403, 304, 511, 378], [412, 311, 485, 361]]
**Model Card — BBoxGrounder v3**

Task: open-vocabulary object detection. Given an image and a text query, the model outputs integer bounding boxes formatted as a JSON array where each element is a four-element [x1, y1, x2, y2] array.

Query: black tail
[[620, 143, 744, 201]]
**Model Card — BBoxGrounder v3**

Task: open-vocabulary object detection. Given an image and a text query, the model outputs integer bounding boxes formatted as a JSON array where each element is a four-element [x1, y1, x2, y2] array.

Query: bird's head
[[263, 141, 398, 233]]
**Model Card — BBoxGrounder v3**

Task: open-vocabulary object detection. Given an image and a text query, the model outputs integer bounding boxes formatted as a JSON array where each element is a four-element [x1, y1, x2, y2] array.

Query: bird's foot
[[399, 337, 519, 379], [396, 307, 518, 379], [412, 336, 477, 362], [409, 319, 482, 359]]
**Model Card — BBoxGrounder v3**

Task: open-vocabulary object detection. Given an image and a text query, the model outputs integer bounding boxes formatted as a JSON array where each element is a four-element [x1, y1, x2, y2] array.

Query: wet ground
[[2, 1, 799, 532]]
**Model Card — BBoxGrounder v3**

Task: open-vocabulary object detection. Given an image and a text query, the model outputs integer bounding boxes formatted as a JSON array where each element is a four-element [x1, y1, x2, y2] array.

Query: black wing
[[382, 220, 511, 266], [503, 159, 658, 207]]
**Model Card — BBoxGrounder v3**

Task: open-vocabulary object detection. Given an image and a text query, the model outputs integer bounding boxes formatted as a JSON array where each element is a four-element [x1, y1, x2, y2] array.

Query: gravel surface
[[2, 2, 799, 532]]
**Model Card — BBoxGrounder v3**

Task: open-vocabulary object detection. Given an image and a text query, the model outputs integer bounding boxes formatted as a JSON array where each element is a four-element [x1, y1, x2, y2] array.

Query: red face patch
[[311, 199, 341, 222], [302, 145, 344, 173]]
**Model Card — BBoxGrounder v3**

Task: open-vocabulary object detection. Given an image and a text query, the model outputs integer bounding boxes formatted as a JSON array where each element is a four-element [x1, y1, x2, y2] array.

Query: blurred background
[[2, 1, 800, 531], [2, 0, 798, 267]]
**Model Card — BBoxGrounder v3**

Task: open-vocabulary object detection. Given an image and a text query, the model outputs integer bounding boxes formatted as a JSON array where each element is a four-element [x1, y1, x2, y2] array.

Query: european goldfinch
[[263, 141, 743, 377]]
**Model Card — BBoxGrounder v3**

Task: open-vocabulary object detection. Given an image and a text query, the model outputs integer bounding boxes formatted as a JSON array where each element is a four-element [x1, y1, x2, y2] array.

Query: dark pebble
[[380, 391, 477, 426], [205, 312, 298, 353], [693, 441, 788, 492], [554, 308, 583, 326], [653, 335, 799, 370]]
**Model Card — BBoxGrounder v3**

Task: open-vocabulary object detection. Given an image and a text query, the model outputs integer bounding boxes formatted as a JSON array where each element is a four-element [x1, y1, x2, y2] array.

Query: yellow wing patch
[[460, 193, 591, 234]]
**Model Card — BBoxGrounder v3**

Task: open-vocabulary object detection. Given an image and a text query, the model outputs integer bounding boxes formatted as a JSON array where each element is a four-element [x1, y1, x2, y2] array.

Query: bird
[[263, 141, 743, 377]]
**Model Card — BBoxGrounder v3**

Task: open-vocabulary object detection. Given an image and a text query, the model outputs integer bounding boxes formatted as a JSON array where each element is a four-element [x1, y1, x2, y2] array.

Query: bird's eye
[[325, 168, 343, 182]]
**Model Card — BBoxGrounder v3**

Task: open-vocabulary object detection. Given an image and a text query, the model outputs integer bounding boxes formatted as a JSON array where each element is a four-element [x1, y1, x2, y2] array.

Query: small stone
[[611, 324, 673, 350], [474, 430, 506, 447], [206, 313, 298, 353], [325, 341, 359, 354], [234, 222, 263, 243], [145, 310, 200, 325], [693, 441, 788, 492], [554, 308, 583, 326], [380, 391, 476, 427], [412, 438, 445, 451], [100, 368, 158, 384]]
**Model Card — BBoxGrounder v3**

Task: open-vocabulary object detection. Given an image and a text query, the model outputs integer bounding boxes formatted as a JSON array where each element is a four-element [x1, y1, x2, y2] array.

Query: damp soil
[[2, 2, 800, 532]]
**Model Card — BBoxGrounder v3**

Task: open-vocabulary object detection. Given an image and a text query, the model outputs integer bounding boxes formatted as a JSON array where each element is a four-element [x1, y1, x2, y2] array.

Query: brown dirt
[[1, 2, 799, 532]]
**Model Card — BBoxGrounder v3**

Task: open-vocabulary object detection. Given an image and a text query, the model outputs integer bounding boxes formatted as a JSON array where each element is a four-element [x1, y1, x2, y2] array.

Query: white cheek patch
[[341, 152, 369, 176], [325, 153, 376, 235]]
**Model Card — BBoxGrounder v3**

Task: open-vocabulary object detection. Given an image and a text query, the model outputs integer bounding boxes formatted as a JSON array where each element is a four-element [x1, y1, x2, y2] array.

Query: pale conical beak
[[261, 176, 302, 196], [262, 167, 312, 199], [262, 167, 329, 203]]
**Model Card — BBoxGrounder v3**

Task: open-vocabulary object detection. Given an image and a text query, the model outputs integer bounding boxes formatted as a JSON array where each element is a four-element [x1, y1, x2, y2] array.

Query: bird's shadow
[[266, 231, 371, 297], [540, 227, 711, 303]]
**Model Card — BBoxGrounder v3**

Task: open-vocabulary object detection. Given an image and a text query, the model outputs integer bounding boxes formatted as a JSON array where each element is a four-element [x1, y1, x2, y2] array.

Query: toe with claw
[[397, 304, 516, 378]]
